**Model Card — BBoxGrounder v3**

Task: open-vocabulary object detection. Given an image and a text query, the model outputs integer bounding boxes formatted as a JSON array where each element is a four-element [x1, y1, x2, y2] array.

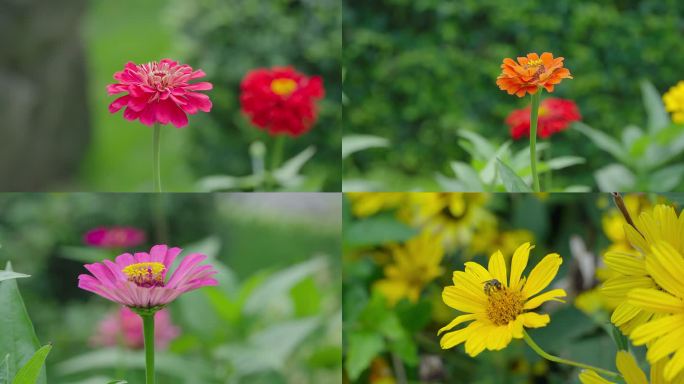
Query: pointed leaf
[[594, 164, 636, 192], [449, 162, 484, 191], [342, 135, 389, 159], [574, 122, 630, 165], [12, 344, 52, 384], [0, 271, 29, 283], [496, 159, 532, 192], [641, 80, 669, 133], [274, 146, 316, 185]]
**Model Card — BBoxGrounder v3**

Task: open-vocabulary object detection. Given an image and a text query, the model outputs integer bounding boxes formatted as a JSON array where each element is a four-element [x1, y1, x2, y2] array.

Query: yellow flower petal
[[664, 348, 684, 381], [625, 223, 649, 254], [611, 302, 641, 327], [524, 288, 567, 310], [485, 325, 513, 351], [440, 320, 482, 350], [488, 250, 508, 288], [603, 251, 646, 276], [631, 314, 684, 345], [452, 271, 488, 303], [522, 253, 562, 299], [579, 369, 614, 384], [508, 316, 524, 338], [509, 242, 532, 290], [520, 312, 550, 328], [616, 351, 648, 384], [602, 276, 655, 299], [437, 313, 478, 336], [464, 324, 489, 356], [646, 326, 684, 363], [464, 261, 492, 283], [648, 242, 684, 299], [628, 288, 684, 314], [442, 286, 486, 314]]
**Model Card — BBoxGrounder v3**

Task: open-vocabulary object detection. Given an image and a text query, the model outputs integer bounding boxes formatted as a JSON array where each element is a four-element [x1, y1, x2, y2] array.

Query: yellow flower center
[[526, 58, 543, 67], [486, 288, 524, 326], [270, 78, 298, 96], [122, 262, 166, 288]]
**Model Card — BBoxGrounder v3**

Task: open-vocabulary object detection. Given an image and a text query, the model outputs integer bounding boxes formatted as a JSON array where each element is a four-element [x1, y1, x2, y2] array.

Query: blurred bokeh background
[[342, 192, 683, 383], [0, 193, 341, 383], [0, 0, 341, 191], [342, 1, 684, 191]]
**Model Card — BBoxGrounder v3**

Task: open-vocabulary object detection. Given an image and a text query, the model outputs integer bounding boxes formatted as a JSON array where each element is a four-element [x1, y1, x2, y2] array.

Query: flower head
[[91, 307, 179, 350], [497, 52, 573, 97], [602, 204, 684, 336], [506, 98, 581, 139], [78, 244, 218, 309], [663, 81, 684, 124], [347, 192, 406, 218], [374, 232, 445, 305], [240, 66, 324, 137], [439, 243, 566, 356], [107, 59, 213, 128], [84, 226, 146, 249]]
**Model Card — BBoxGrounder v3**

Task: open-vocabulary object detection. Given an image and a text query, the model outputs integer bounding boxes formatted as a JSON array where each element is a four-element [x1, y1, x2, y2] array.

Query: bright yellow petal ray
[[602, 276, 655, 299], [522, 253, 562, 298], [520, 312, 550, 328], [616, 351, 648, 384], [464, 261, 492, 282], [665, 348, 684, 381], [646, 326, 684, 363], [648, 243, 684, 299], [631, 314, 684, 345], [488, 250, 508, 288], [509, 242, 532, 290], [603, 251, 646, 276], [437, 313, 478, 336], [485, 325, 513, 351], [628, 288, 684, 314], [524, 288, 567, 310], [579, 370, 614, 384], [442, 286, 486, 313], [440, 321, 482, 349]]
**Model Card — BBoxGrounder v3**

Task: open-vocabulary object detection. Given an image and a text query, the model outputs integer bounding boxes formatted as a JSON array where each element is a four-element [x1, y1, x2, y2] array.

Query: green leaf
[[106, 381, 128, 384], [574, 122, 630, 165], [0, 262, 45, 384], [610, 324, 629, 351], [342, 135, 389, 159], [595, 164, 636, 192], [12, 344, 52, 384], [274, 146, 316, 186], [290, 277, 321, 317], [647, 164, 684, 191], [496, 159, 532, 192], [0, 271, 29, 283], [458, 130, 496, 160], [449, 162, 484, 191], [345, 215, 418, 247], [345, 331, 385, 381], [544, 156, 586, 170], [196, 175, 261, 192], [641, 80, 670, 133]]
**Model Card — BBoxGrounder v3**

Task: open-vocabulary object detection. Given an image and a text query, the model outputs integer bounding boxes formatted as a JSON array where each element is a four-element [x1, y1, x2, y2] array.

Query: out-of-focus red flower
[[107, 59, 212, 128], [84, 226, 146, 249], [240, 66, 324, 137], [506, 98, 581, 140], [91, 307, 180, 350]]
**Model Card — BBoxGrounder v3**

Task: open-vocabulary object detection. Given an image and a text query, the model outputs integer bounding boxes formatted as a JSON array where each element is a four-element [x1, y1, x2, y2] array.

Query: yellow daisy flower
[[579, 350, 684, 384], [627, 242, 684, 381], [663, 80, 684, 124], [438, 242, 566, 356], [399, 193, 495, 252], [602, 204, 684, 336], [373, 231, 445, 305]]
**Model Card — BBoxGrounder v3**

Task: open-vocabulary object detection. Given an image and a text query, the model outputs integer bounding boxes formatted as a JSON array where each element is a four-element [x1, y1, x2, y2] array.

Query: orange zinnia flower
[[496, 52, 572, 97]]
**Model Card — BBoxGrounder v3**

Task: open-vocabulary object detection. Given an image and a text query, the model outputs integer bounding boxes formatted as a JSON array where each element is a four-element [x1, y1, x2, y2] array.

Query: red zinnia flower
[[84, 226, 146, 249], [107, 59, 213, 128], [240, 66, 324, 136], [506, 98, 581, 140]]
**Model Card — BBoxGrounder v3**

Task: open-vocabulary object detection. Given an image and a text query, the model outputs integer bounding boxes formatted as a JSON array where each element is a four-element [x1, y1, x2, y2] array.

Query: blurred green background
[[0, 193, 341, 383], [342, 0, 684, 190], [1, 0, 340, 191]]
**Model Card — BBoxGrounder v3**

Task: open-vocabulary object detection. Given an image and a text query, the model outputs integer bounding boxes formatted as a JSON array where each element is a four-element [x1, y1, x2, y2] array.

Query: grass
[[80, 0, 195, 191]]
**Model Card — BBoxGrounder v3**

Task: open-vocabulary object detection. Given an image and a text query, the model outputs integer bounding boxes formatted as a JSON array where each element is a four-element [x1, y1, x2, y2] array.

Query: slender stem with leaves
[[152, 124, 162, 193], [141, 314, 156, 384]]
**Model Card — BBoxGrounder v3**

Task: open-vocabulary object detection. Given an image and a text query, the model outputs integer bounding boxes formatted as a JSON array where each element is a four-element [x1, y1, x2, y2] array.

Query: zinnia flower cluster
[[78, 244, 218, 309], [439, 243, 566, 356], [84, 226, 146, 249], [91, 307, 179, 350], [506, 98, 581, 139], [107, 59, 213, 128], [240, 66, 324, 137], [497, 52, 572, 97]]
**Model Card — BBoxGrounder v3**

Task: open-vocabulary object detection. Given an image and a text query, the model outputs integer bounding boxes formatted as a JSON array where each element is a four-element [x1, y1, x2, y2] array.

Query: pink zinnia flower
[[91, 307, 180, 350], [107, 59, 213, 128], [78, 244, 218, 309], [84, 226, 146, 249]]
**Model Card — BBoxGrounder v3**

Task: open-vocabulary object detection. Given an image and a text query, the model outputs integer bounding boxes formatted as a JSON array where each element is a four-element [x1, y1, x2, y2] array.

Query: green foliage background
[[343, 0, 684, 188]]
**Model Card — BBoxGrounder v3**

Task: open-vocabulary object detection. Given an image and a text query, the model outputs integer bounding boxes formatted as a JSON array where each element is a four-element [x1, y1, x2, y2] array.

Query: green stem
[[529, 91, 542, 192], [142, 314, 156, 384], [152, 124, 162, 193], [267, 135, 286, 190], [523, 330, 618, 377], [544, 139, 552, 190]]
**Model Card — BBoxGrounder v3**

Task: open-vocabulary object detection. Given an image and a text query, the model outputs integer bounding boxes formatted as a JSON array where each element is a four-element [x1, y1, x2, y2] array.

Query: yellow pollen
[[122, 262, 166, 288], [486, 288, 524, 326], [526, 58, 543, 67], [271, 78, 298, 96]]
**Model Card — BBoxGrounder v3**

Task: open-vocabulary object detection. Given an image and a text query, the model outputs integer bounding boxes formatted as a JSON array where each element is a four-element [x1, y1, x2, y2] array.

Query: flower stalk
[[523, 330, 618, 378], [141, 313, 156, 384], [152, 124, 162, 193], [529, 91, 542, 192]]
